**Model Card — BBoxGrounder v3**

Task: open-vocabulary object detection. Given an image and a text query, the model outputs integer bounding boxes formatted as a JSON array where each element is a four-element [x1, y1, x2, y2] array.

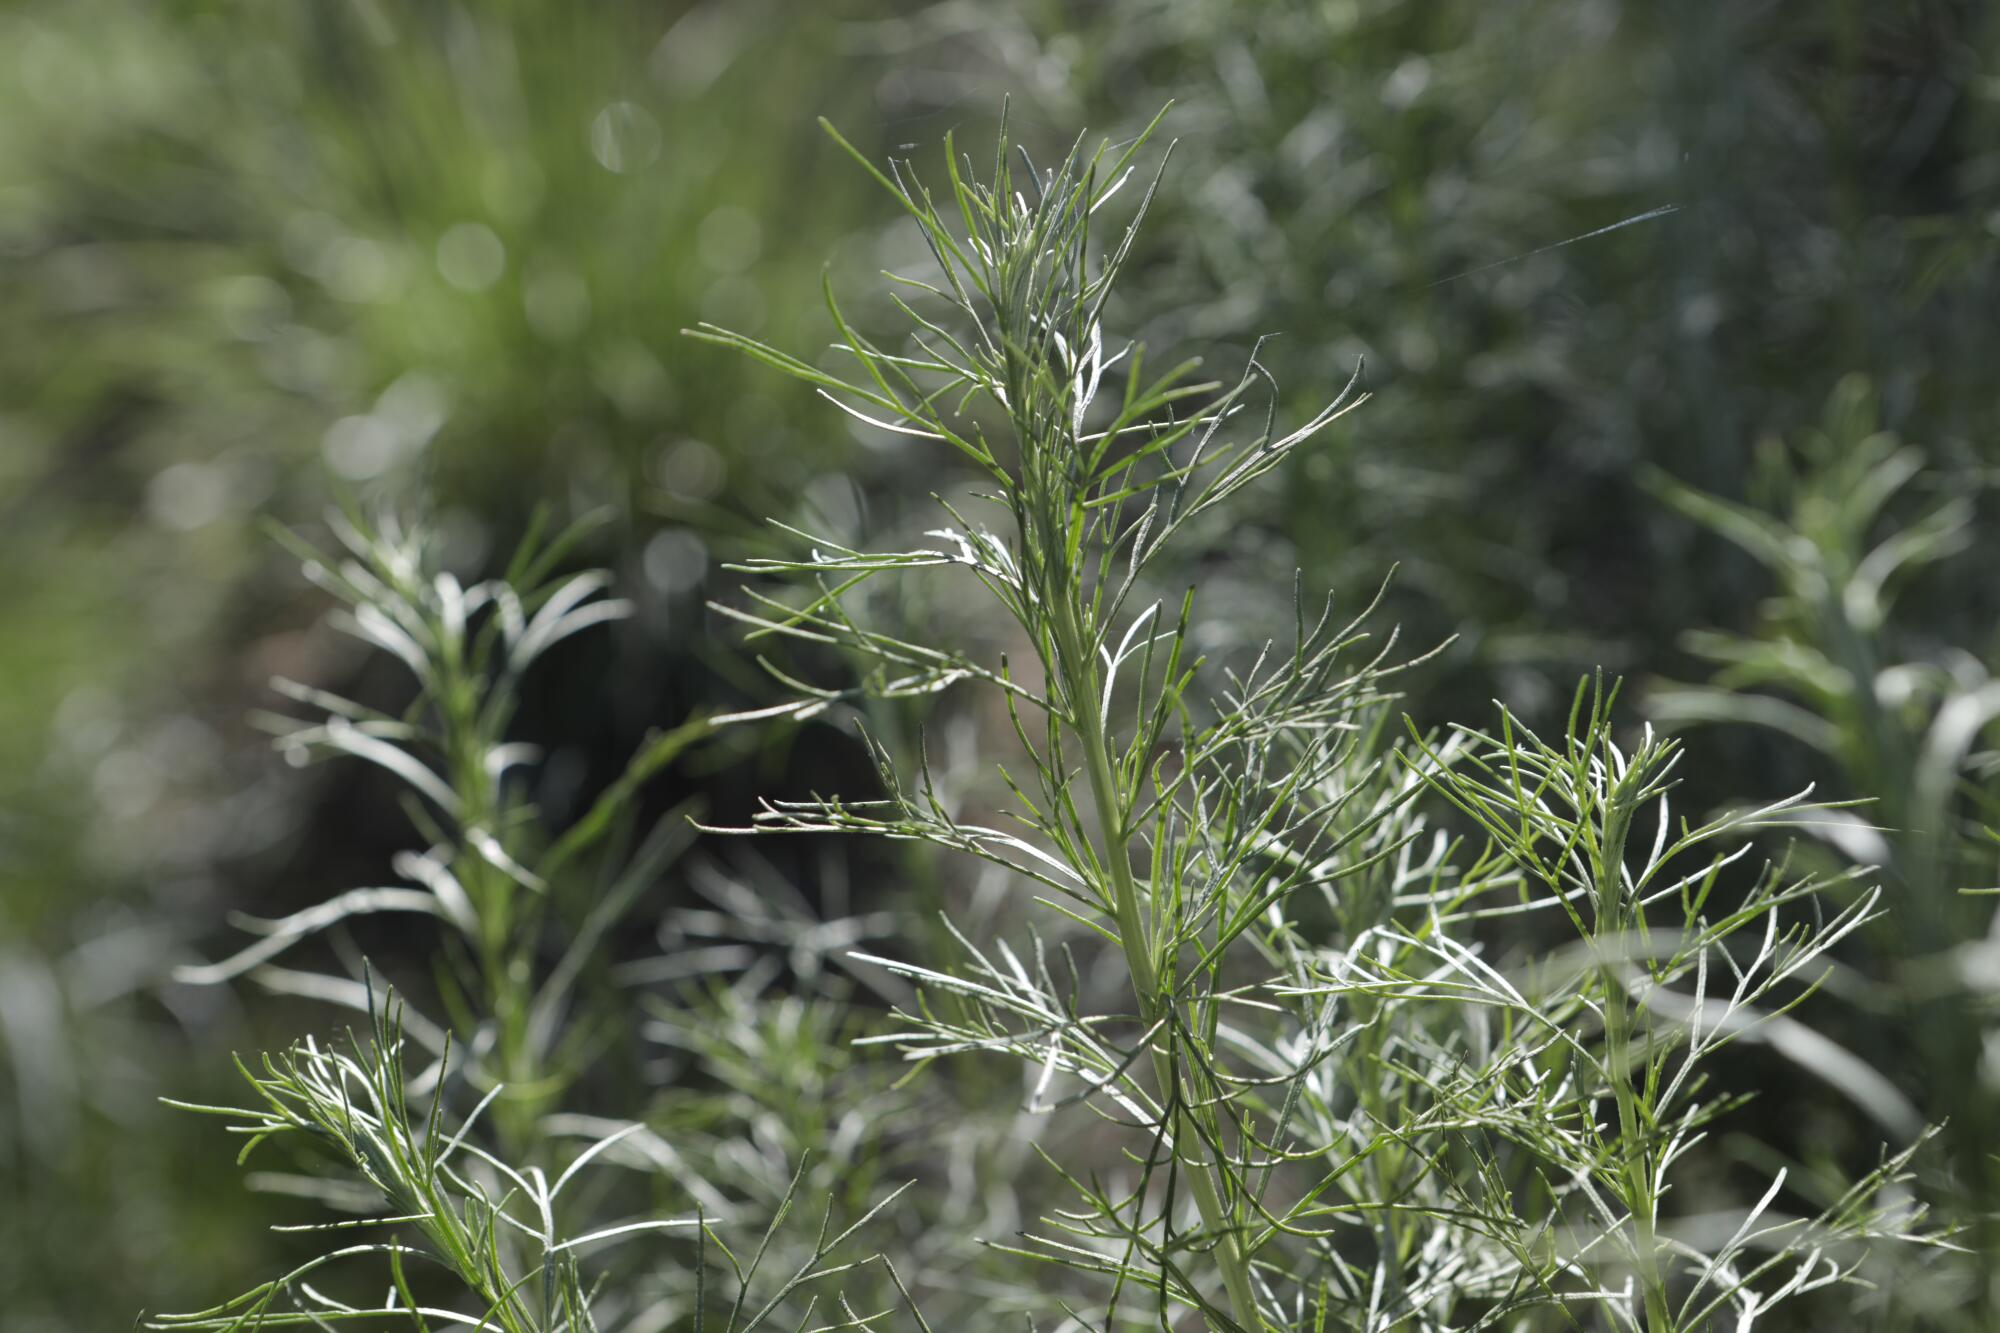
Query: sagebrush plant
[[1651, 378, 1999, 1324], [175, 509, 702, 1153], [695, 113, 1931, 1330], [161, 510, 909, 1331], [157, 998, 906, 1333]]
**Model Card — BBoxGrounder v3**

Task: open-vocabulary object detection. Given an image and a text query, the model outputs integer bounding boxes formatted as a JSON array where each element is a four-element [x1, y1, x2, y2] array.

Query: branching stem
[[1059, 597, 1268, 1333], [1593, 787, 1672, 1333]]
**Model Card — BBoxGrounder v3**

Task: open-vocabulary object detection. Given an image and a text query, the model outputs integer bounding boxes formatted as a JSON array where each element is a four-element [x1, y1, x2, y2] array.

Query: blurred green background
[[2, 0, 1996, 1326]]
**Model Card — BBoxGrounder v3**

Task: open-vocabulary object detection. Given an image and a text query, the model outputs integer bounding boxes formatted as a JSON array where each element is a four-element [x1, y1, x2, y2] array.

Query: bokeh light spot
[[437, 223, 506, 292]]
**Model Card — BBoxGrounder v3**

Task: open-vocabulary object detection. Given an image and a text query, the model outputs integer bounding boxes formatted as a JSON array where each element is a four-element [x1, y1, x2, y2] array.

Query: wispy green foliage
[[156, 999, 668, 1333], [159, 511, 904, 1331], [177, 508, 704, 1151], [155, 995, 907, 1332], [694, 107, 1382, 1328], [700, 117, 1931, 1331], [1651, 378, 1999, 1326], [1408, 677, 1932, 1332], [1649, 378, 1985, 926]]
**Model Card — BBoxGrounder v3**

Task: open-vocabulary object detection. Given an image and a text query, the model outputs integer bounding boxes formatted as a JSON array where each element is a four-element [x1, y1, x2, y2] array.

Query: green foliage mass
[[2, 3, 1996, 1330]]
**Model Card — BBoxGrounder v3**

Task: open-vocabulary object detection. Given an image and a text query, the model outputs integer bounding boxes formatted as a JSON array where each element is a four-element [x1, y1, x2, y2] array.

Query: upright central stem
[[1594, 798, 1671, 1333], [1057, 597, 1266, 1333], [439, 659, 540, 1166]]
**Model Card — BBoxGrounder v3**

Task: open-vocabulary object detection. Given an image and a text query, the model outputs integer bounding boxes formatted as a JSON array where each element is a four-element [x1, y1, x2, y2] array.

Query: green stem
[[1601, 960, 1672, 1333], [1352, 1012, 1408, 1316], [1058, 600, 1266, 1333], [1595, 799, 1672, 1333], [439, 655, 543, 1164]]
